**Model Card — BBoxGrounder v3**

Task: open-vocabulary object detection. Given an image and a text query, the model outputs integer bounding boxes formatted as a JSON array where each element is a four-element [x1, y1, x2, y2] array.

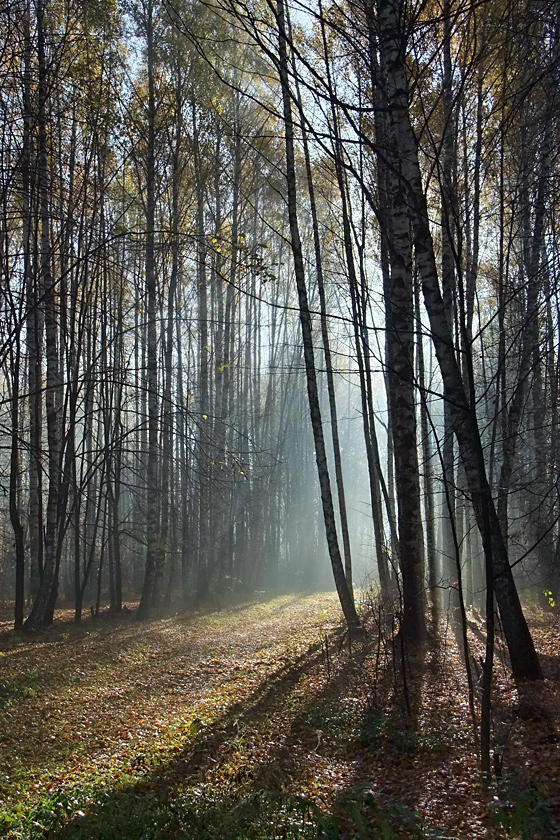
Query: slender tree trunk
[[24, 0, 43, 605], [137, 0, 160, 618], [25, 0, 63, 631], [10, 338, 25, 631], [416, 279, 437, 601], [276, 0, 360, 632], [293, 18, 354, 593], [161, 63, 183, 604], [439, 0, 458, 609], [193, 104, 210, 601]]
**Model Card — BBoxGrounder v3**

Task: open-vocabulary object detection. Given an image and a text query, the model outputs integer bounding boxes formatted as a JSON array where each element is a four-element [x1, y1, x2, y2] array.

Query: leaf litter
[[0, 594, 558, 839]]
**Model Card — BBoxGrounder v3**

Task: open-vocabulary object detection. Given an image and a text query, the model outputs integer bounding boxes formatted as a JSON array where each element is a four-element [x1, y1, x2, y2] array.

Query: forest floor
[[0, 591, 559, 839]]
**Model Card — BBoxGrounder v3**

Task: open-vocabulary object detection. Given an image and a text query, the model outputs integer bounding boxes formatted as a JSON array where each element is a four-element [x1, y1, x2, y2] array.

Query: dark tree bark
[[137, 0, 161, 619], [377, 0, 426, 641], [376, 0, 541, 679], [193, 102, 211, 601], [292, 11, 354, 594], [25, 0, 64, 631], [276, 0, 360, 633]]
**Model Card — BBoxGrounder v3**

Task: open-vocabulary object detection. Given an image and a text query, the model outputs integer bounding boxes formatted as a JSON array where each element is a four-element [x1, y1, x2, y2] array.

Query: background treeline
[[0, 0, 338, 628], [0, 0, 558, 674]]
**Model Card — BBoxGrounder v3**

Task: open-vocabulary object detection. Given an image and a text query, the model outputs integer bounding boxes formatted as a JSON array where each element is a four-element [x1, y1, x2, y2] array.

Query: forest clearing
[[0, 592, 559, 839]]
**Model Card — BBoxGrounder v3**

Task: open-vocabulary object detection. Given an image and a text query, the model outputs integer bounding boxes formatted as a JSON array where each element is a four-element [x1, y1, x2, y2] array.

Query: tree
[[374, 0, 541, 680], [275, 0, 360, 633]]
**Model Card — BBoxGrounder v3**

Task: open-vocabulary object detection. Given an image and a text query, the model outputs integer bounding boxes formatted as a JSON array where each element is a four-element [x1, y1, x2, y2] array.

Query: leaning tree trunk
[[276, 0, 360, 632], [292, 25, 354, 595], [377, 0, 541, 679]]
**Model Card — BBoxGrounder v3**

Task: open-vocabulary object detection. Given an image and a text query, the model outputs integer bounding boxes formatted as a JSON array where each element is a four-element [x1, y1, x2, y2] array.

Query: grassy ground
[[0, 592, 558, 839]]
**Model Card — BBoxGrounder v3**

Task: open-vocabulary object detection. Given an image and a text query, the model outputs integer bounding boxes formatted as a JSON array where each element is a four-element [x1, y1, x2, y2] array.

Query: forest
[[0, 0, 559, 837]]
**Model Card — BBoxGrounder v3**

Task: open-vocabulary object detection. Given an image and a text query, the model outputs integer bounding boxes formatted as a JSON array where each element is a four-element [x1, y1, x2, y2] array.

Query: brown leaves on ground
[[0, 594, 559, 839], [0, 595, 340, 811]]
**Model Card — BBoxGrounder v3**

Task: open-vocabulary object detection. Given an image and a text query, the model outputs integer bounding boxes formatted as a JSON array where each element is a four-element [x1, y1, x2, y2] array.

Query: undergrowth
[[0, 669, 38, 707], [1, 783, 452, 839]]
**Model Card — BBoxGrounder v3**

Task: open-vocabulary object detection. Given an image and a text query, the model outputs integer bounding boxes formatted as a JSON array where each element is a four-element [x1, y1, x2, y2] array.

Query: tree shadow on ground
[[0, 592, 327, 704], [309, 627, 495, 840], [33, 632, 369, 839], [14, 608, 558, 840], [0, 593, 341, 812], [45, 630, 454, 840]]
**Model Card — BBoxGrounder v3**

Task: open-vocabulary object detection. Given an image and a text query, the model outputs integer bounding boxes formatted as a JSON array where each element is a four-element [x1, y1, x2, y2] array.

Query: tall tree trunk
[[416, 278, 437, 601], [9, 337, 25, 630], [25, 0, 63, 631], [377, 0, 426, 640], [439, 0, 458, 609], [276, 0, 360, 632], [161, 62, 183, 604], [293, 17, 354, 594], [376, 0, 541, 679], [24, 0, 43, 605], [137, 0, 160, 619], [193, 104, 210, 601]]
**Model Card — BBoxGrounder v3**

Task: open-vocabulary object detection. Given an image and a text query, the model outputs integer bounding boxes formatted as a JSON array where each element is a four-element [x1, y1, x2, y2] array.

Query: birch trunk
[[377, 0, 541, 679]]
